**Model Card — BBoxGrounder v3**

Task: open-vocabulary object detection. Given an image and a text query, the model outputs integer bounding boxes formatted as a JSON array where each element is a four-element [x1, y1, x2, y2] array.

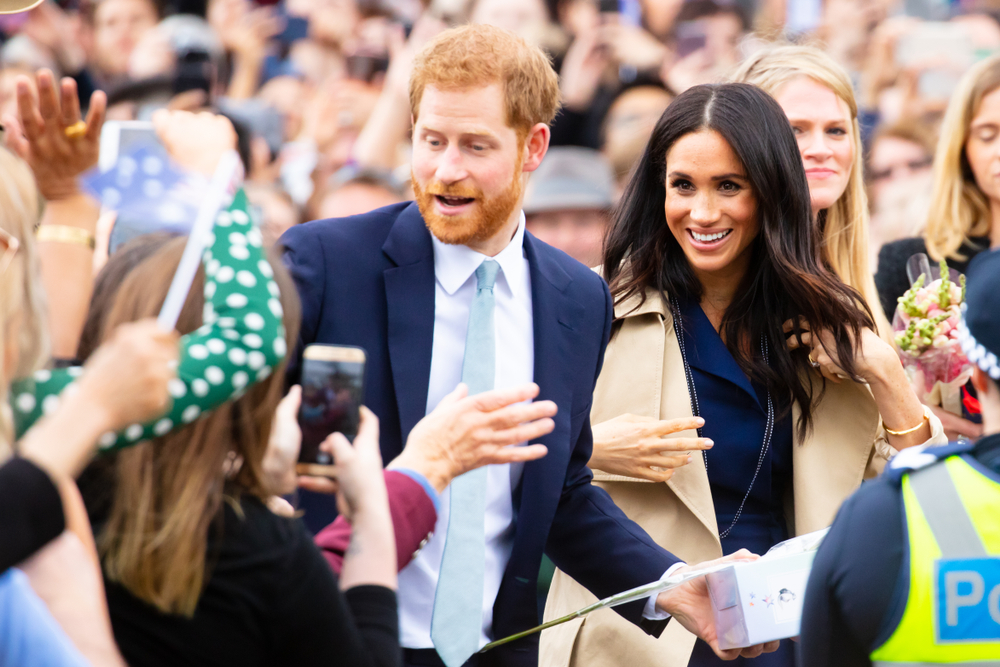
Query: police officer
[[798, 248, 1000, 667]]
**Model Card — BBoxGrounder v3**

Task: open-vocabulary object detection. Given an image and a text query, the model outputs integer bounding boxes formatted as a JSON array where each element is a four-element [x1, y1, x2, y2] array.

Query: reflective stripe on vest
[[870, 456, 1000, 666]]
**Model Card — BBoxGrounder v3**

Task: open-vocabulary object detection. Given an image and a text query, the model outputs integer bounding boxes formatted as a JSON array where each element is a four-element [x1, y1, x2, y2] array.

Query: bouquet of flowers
[[892, 257, 973, 416]]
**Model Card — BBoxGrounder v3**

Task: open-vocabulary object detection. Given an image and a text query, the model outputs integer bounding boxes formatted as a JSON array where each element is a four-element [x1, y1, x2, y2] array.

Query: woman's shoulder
[[215, 496, 311, 560], [876, 237, 929, 270]]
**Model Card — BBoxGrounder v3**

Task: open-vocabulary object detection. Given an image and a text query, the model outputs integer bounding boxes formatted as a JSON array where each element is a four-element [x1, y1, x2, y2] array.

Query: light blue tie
[[431, 259, 499, 667]]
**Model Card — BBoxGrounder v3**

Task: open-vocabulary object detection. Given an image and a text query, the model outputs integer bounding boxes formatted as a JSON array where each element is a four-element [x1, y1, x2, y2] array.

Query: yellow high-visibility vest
[[870, 455, 1000, 666]]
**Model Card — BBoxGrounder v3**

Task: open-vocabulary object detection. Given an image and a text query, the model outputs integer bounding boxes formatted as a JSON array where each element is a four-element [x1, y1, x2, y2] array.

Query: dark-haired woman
[[540, 83, 945, 667]]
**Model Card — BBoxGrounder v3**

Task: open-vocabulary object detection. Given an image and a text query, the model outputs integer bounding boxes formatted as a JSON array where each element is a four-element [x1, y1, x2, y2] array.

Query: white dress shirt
[[398, 213, 534, 649], [397, 212, 672, 648]]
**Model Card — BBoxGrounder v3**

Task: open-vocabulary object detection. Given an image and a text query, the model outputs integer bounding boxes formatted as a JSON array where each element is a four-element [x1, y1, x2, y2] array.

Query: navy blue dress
[[676, 298, 796, 667]]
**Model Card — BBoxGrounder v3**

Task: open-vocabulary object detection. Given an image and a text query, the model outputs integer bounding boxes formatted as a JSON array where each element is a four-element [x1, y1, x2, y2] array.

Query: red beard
[[413, 162, 524, 247]]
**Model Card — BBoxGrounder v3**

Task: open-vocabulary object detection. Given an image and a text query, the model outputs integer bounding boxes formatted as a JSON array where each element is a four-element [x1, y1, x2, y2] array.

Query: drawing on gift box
[[766, 569, 810, 623]]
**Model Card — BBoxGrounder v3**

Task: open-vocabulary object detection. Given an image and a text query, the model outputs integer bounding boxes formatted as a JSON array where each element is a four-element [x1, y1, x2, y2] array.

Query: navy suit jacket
[[281, 203, 678, 666]]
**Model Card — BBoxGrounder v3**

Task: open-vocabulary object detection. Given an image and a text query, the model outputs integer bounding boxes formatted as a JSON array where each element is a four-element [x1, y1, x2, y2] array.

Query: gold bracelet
[[36, 225, 95, 250], [884, 413, 929, 436]]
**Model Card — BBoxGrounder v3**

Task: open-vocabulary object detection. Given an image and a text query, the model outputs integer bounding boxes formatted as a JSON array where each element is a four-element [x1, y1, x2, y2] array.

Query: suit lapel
[[517, 234, 580, 522], [382, 203, 436, 441]]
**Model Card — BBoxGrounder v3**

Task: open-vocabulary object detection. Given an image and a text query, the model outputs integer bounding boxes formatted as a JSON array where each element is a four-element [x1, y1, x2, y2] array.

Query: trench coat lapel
[[591, 290, 720, 542]]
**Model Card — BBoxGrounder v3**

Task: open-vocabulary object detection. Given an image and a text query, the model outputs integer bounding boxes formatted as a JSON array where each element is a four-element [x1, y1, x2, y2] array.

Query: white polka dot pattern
[[11, 189, 287, 451]]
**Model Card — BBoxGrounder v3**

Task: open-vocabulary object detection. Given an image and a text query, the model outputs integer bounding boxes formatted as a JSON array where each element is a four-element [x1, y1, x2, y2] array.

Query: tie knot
[[476, 259, 500, 291]]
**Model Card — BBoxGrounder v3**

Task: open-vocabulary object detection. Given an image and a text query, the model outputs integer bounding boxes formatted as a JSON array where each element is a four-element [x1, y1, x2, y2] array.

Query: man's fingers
[[761, 640, 781, 653]]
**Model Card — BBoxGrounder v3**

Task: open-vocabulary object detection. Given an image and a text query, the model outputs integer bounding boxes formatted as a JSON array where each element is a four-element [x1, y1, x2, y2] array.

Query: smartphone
[[675, 21, 708, 59], [297, 344, 367, 476], [99, 120, 162, 172]]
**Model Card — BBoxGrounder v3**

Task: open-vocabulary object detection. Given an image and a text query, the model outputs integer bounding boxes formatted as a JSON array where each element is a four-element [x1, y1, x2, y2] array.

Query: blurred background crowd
[[2, 0, 991, 270]]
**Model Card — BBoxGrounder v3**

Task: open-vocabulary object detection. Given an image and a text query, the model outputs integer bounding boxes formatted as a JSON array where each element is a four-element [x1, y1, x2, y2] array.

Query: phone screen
[[298, 347, 366, 465]]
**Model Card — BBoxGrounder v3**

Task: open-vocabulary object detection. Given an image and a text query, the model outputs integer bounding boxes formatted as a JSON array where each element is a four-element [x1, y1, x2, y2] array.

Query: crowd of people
[[1, 0, 1000, 666]]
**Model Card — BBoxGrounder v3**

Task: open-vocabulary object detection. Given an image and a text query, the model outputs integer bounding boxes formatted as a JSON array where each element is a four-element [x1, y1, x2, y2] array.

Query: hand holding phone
[[297, 344, 367, 477]]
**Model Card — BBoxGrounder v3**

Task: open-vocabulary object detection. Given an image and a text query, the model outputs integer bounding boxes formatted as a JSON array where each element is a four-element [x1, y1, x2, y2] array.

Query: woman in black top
[[875, 55, 1000, 439], [79, 209, 398, 667], [875, 54, 1000, 318]]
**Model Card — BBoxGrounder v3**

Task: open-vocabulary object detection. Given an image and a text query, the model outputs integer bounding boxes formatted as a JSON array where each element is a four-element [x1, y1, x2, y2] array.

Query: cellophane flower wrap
[[892, 259, 972, 416]]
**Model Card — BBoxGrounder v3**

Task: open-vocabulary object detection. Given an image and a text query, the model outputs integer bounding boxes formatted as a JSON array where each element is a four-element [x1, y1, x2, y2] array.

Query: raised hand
[[17, 319, 178, 481], [387, 383, 554, 492], [262, 385, 303, 496], [74, 319, 179, 431], [590, 413, 712, 482], [152, 109, 238, 177], [2, 69, 106, 201]]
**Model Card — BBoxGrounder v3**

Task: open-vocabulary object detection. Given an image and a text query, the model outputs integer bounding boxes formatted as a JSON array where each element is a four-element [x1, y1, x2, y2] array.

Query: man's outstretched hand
[[656, 550, 782, 660]]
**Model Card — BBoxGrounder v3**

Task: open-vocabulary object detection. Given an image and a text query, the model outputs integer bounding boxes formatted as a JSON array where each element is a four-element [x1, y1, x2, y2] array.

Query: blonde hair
[[732, 45, 891, 337], [0, 148, 49, 457], [924, 55, 1000, 261], [409, 23, 561, 139]]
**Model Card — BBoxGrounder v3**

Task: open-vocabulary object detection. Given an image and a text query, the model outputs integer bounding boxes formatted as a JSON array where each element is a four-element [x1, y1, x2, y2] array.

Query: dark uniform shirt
[[798, 435, 1000, 667]]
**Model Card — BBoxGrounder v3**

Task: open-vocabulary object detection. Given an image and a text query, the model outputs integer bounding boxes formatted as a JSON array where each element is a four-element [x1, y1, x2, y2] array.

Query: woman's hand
[[590, 414, 712, 482], [75, 320, 179, 431], [2, 69, 105, 202], [597, 24, 668, 72], [324, 407, 388, 523], [18, 320, 178, 481], [929, 405, 983, 441], [262, 386, 302, 496], [784, 319, 896, 384], [151, 109, 238, 177], [785, 319, 933, 448], [559, 28, 610, 111]]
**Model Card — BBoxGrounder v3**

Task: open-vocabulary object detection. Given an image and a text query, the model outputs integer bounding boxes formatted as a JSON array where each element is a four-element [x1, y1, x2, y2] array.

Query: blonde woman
[[732, 45, 892, 338], [0, 145, 177, 667], [874, 55, 1000, 440]]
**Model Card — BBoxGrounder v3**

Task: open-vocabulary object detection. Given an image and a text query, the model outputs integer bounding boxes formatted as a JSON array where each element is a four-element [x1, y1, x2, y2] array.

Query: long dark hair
[[603, 83, 873, 436]]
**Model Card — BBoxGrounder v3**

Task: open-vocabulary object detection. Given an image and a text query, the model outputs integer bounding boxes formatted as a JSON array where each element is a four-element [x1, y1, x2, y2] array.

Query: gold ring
[[63, 121, 87, 139]]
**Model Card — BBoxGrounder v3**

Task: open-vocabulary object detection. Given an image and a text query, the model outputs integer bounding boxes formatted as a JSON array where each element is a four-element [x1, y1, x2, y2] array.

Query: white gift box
[[705, 529, 828, 650]]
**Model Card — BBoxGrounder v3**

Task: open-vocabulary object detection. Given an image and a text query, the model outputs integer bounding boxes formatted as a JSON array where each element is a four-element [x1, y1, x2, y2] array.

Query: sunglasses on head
[[0, 227, 20, 276]]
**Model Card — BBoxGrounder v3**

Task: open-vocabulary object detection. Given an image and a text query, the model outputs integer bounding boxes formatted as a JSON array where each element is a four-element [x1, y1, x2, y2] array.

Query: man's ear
[[521, 123, 550, 173]]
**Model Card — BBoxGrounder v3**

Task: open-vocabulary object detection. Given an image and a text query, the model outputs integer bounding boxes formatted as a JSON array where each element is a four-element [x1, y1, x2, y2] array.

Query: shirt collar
[[432, 211, 527, 299]]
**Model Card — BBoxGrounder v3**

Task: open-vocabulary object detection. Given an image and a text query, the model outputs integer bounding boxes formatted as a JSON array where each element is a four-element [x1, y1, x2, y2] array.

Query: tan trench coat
[[539, 289, 945, 667]]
